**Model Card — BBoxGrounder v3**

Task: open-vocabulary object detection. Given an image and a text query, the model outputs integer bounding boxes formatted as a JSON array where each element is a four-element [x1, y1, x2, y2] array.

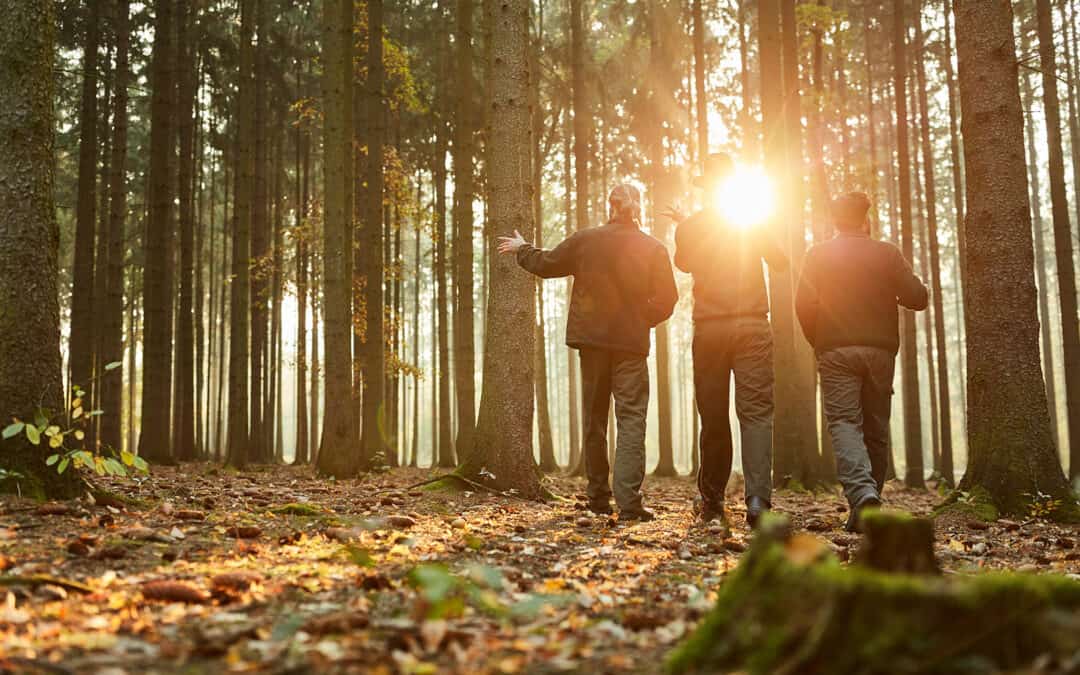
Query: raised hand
[[496, 229, 528, 255]]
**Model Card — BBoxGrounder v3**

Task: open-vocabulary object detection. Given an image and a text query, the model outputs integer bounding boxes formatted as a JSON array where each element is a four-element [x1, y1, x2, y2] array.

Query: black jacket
[[795, 232, 929, 354], [516, 219, 678, 356], [674, 208, 787, 322]]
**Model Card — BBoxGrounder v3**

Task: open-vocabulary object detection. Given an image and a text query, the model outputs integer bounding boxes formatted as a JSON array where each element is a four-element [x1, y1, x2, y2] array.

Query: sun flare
[[713, 165, 776, 230]]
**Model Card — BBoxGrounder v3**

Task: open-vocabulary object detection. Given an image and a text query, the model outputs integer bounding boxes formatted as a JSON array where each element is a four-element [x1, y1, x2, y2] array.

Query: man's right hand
[[660, 204, 687, 224], [497, 230, 528, 255]]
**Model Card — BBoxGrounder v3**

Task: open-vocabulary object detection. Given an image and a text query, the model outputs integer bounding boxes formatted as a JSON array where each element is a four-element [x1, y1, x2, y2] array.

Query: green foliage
[[407, 563, 569, 622], [1, 369, 148, 480], [933, 487, 999, 522]]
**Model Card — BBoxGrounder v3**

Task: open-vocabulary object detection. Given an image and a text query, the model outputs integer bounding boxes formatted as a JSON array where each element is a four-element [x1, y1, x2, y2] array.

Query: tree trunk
[[562, 113, 582, 475], [692, 0, 708, 159], [0, 0, 83, 498], [227, 0, 255, 468], [453, 0, 478, 464], [891, 0, 923, 488], [1020, 14, 1061, 454], [295, 86, 310, 465], [139, 0, 177, 465], [461, 0, 541, 497], [100, 0, 130, 453], [1035, 0, 1080, 480], [953, 0, 1076, 518], [646, 0, 676, 478], [173, 0, 197, 462], [914, 1, 953, 483], [70, 0, 100, 395], [316, 0, 360, 477], [361, 0, 386, 467]]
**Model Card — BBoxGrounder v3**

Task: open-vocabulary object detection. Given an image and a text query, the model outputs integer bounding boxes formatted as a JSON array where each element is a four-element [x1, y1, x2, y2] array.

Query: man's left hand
[[497, 230, 528, 255]]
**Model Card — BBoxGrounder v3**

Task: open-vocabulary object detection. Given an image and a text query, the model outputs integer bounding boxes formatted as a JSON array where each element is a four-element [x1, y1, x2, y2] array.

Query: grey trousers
[[818, 346, 895, 506], [693, 317, 774, 509], [579, 349, 649, 512]]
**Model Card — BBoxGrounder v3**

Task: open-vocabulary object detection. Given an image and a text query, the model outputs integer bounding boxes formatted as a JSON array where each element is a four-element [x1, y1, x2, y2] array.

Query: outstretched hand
[[660, 204, 687, 224], [497, 230, 528, 255]]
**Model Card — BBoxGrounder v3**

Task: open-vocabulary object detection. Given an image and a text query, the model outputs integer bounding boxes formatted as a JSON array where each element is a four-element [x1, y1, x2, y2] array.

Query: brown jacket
[[516, 218, 678, 356], [796, 232, 929, 354]]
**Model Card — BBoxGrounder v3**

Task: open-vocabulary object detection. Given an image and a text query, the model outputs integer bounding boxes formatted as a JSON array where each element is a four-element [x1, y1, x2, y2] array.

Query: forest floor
[[0, 465, 1077, 674]]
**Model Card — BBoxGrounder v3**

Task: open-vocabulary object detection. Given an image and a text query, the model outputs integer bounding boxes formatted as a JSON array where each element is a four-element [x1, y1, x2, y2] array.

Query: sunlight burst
[[712, 165, 776, 230]]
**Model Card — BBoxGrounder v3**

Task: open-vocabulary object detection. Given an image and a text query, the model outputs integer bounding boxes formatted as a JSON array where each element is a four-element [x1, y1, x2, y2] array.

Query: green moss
[[271, 502, 325, 517], [933, 487, 999, 522], [667, 515, 1080, 675]]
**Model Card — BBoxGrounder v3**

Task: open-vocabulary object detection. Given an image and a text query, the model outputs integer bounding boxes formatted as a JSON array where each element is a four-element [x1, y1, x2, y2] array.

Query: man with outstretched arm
[[666, 152, 786, 531], [497, 184, 678, 522], [795, 192, 928, 532]]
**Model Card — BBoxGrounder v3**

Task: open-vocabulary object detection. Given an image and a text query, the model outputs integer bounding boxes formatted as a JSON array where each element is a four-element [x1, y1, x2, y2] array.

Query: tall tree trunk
[[530, 2, 557, 473], [692, 0, 708, 159], [953, 0, 1076, 518], [434, 124, 454, 468], [310, 255, 321, 461], [646, 0, 676, 478], [317, 0, 360, 477], [1020, 15, 1060, 453], [1035, 0, 1080, 480], [361, 0, 386, 467], [227, 0, 255, 468], [562, 112, 582, 475], [891, 0, 923, 488], [139, 0, 177, 464], [453, 0, 478, 464], [173, 0, 197, 462], [295, 91, 310, 465], [100, 0, 130, 452], [248, 0, 270, 463], [460, 0, 541, 496], [913, 1, 953, 483], [70, 0, 100, 394], [0, 0, 83, 498], [1059, 0, 1080, 238], [269, 117, 285, 461]]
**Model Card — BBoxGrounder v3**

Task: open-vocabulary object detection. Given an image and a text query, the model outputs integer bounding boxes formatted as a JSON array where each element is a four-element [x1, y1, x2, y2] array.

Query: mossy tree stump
[[668, 513, 1080, 674], [856, 510, 938, 575]]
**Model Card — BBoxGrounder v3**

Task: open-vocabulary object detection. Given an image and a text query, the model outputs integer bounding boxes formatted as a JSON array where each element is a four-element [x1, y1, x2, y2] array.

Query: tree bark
[[953, 0, 1076, 518], [913, 0, 953, 483], [1035, 0, 1080, 480], [70, 0, 100, 395], [100, 0, 130, 453], [316, 0, 360, 477], [461, 0, 542, 497], [0, 0, 83, 498], [453, 0, 478, 464], [139, 0, 177, 464], [892, 0, 923, 488]]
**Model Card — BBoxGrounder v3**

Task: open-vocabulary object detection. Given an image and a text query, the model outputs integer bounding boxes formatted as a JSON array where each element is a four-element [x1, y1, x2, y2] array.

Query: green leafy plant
[[1025, 491, 1062, 519], [1, 363, 148, 478]]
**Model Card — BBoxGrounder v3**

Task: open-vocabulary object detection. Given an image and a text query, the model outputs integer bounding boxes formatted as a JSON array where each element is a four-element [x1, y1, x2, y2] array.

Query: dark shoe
[[845, 495, 882, 533], [588, 499, 613, 515], [745, 496, 770, 529], [619, 508, 655, 522]]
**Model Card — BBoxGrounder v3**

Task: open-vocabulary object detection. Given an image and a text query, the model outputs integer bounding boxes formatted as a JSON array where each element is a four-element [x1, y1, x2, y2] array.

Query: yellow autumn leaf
[[72, 407, 83, 420], [74, 430, 84, 441], [71, 398, 82, 410], [49, 435, 62, 449]]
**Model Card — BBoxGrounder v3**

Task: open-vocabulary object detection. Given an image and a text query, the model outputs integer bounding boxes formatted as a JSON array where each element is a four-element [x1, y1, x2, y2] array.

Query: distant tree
[[317, 0, 361, 477], [953, 0, 1077, 518], [891, 0, 923, 488], [228, 0, 256, 469], [139, 0, 177, 464], [0, 0, 83, 498], [69, 0, 100, 397], [99, 0, 131, 453], [1034, 0, 1080, 481], [461, 0, 542, 498]]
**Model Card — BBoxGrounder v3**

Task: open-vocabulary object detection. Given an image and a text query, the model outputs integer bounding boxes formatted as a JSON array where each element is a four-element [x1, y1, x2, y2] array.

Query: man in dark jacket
[[497, 184, 678, 521], [795, 192, 929, 532], [667, 153, 786, 529]]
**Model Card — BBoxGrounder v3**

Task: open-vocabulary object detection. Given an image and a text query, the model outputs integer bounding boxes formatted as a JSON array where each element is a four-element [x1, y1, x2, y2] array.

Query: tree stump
[[856, 510, 939, 575]]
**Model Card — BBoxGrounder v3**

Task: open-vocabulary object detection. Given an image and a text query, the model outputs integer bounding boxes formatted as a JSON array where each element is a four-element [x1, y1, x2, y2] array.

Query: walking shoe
[[587, 499, 614, 515], [745, 496, 770, 529], [845, 495, 882, 533], [619, 508, 655, 522]]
